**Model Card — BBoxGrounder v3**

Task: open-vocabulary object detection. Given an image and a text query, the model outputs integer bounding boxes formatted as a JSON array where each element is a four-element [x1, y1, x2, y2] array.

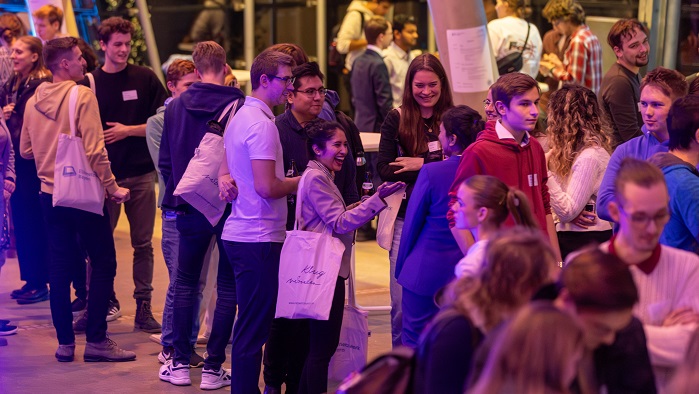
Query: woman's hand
[[218, 173, 238, 202], [377, 182, 405, 199], [2, 104, 15, 120], [389, 157, 424, 174], [571, 210, 596, 229]]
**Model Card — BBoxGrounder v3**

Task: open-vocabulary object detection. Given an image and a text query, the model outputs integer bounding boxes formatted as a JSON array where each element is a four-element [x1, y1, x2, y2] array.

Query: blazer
[[395, 156, 462, 296], [297, 160, 387, 278], [350, 48, 393, 133]]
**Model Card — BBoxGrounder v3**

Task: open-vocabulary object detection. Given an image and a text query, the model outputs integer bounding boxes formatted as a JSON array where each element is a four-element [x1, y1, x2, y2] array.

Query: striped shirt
[[553, 25, 603, 94]]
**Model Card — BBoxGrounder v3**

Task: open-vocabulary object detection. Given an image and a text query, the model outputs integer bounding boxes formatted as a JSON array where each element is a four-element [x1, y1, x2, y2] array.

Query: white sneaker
[[200, 366, 232, 390], [106, 300, 121, 322], [149, 333, 162, 345], [158, 347, 173, 364], [159, 361, 191, 386]]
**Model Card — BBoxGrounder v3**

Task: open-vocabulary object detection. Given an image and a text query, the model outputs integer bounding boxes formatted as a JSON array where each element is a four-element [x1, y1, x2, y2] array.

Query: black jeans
[[223, 241, 282, 394], [171, 207, 235, 367], [39, 193, 117, 345], [263, 319, 310, 393], [557, 230, 613, 260]]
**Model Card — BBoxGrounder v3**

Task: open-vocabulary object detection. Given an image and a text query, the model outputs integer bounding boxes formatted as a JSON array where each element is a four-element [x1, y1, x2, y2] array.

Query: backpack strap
[[86, 72, 96, 96], [68, 85, 79, 137]]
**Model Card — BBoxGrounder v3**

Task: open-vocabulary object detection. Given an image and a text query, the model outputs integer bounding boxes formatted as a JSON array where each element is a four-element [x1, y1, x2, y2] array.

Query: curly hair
[[546, 84, 612, 179], [542, 0, 585, 25]]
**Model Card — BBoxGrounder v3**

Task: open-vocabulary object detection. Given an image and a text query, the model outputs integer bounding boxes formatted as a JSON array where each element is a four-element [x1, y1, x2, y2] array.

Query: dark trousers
[[401, 287, 439, 348], [105, 171, 156, 301], [223, 241, 282, 394], [172, 207, 234, 367], [39, 193, 116, 345], [10, 157, 49, 288], [558, 230, 613, 260], [263, 319, 310, 394], [298, 276, 346, 394]]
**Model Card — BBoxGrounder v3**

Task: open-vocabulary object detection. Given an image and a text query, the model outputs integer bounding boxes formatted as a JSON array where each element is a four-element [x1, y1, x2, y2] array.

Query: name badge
[[122, 90, 138, 101], [528, 174, 538, 187], [428, 140, 442, 152]]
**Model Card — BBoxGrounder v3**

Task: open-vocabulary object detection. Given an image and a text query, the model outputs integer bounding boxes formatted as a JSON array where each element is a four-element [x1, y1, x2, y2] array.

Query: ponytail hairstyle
[[463, 175, 538, 229], [304, 118, 345, 159]]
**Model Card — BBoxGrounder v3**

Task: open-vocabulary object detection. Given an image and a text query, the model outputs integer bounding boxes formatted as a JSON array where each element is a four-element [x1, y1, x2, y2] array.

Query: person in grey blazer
[[293, 119, 403, 393]]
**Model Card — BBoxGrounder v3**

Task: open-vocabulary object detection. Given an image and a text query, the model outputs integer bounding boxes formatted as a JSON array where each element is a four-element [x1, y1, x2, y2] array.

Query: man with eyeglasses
[[220, 49, 300, 394], [263, 61, 359, 394], [603, 158, 699, 390], [648, 95, 699, 254], [597, 67, 688, 224]]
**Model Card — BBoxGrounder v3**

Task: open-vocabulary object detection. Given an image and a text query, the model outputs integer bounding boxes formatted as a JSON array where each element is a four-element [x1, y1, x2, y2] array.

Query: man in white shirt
[[383, 14, 418, 108], [220, 49, 300, 394], [604, 157, 699, 389]]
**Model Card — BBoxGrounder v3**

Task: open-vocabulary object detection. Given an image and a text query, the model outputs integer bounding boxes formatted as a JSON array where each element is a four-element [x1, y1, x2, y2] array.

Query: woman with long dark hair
[[1, 36, 52, 304], [377, 53, 454, 348]]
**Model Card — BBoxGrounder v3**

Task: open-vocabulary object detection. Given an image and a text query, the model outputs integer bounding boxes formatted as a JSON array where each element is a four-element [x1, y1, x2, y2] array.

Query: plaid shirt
[[553, 25, 603, 94]]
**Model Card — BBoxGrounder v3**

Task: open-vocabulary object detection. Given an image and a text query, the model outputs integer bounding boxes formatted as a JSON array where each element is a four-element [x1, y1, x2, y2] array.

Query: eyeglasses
[[618, 205, 670, 227], [483, 99, 492, 108], [294, 87, 327, 97], [268, 75, 295, 86]]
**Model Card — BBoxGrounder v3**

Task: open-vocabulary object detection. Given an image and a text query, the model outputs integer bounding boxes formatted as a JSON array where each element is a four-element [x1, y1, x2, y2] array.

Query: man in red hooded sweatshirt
[[448, 72, 561, 259]]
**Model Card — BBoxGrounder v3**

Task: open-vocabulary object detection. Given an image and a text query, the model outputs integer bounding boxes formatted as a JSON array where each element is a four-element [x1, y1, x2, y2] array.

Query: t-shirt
[[487, 16, 543, 79], [87, 64, 167, 179], [454, 239, 488, 278], [222, 96, 287, 243], [599, 62, 643, 148]]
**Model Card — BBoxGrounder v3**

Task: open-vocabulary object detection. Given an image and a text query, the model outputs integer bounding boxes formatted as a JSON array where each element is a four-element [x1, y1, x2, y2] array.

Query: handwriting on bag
[[285, 265, 327, 286]]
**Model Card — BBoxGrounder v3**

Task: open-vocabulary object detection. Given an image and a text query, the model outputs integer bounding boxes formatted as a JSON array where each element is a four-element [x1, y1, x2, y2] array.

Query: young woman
[[1, 36, 52, 304], [396, 105, 484, 348], [452, 175, 538, 278], [546, 84, 613, 259], [377, 53, 454, 347], [413, 228, 557, 394], [487, 0, 542, 78], [468, 302, 584, 394], [293, 119, 403, 394]]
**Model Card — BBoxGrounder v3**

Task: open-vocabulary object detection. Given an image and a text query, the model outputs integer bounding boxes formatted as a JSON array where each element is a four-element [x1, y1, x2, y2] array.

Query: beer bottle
[[362, 172, 375, 197], [287, 160, 299, 205]]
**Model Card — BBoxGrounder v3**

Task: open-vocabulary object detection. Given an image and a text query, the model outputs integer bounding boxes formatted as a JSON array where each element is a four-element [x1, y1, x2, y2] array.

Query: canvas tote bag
[[275, 169, 345, 320], [53, 85, 105, 215]]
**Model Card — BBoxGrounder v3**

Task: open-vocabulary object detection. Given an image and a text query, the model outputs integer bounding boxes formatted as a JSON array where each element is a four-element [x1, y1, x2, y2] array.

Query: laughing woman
[[377, 53, 454, 348]]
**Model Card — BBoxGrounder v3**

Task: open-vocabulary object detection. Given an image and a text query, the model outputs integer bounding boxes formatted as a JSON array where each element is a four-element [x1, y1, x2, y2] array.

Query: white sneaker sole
[[200, 381, 231, 390], [106, 310, 121, 322], [160, 374, 191, 386]]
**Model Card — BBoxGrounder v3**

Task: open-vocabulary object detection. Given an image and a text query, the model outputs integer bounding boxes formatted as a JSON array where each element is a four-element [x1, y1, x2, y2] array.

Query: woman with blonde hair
[[413, 228, 557, 394], [2, 36, 52, 304], [546, 84, 613, 259], [452, 175, 538, 278], [469, 302, 585, 394]]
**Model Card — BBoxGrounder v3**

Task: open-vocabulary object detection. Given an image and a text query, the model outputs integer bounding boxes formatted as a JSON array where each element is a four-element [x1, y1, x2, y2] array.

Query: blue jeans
[[222, 241, 282, 394], [172, 207, 234, 367], [39, 193, 116, 345], [390, 217, 404, 348], [160, 211, 213, 347]]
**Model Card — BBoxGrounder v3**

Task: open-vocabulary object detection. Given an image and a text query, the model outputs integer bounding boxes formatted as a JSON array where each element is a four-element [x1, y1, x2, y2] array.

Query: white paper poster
[[446, 26, 495, 93]]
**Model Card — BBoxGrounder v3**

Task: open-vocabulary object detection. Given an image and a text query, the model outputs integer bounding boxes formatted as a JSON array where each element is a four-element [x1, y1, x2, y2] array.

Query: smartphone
[[584, 203, 596, 213]]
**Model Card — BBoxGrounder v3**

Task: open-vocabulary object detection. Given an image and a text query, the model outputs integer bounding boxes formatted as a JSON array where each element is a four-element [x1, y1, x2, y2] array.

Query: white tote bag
[[275, 170, 345, 320], [376, 184, 406, 250], [328, 304, 370, 382], [53, 86, 105, 215], [174, 99, 239, 226]]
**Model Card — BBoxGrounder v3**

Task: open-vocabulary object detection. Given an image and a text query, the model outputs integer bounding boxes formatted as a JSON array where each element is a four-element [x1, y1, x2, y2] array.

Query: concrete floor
[[0, 211, 393, 393]]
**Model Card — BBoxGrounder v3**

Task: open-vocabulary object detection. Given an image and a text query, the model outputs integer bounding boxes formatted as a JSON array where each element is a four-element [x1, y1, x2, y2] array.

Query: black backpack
[[328, 10, 365, 73], [496, 23, 531, 75]]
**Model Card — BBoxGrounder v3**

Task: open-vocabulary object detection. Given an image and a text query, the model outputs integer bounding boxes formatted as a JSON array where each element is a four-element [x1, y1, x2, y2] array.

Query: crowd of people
[[0, 0, 698, 393]]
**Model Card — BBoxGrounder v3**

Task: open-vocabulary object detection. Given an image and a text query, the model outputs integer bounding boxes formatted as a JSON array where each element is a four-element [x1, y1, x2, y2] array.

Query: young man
[[383, 14, 418, 108], [597, 67, 688, 222], [555, 250, 656, 393], [649, 95, 699, 254], [540, 0, 602, 94], [604, 158, 699, 389], [336, 0, 392, 73], [145, 59, 209, 368], [351, 16, 393, 134], [32, 5, 66, 42], [221, 49, 299, 394], [87, 17, 168, 330], [599, 19, 650, 148], [157, 42, 245, 390], [263, 61, 359, 394], [448, 73, 561, 259], [20, 37, 133, 362]]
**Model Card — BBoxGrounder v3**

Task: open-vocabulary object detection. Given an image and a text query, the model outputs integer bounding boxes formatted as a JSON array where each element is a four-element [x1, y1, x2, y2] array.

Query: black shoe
[[15, 287, 50, 305], [264, 386, 282, 394], [71, 298, 87, 317], [355, 227, 376, 242], [189, 347, 204, 368], [10, 283, 32, 299], [73, 311, 88, 334], [134, 299, 161, 333]]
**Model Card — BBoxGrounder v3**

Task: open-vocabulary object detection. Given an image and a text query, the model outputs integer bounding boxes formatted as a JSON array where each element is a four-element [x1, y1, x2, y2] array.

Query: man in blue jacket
[[158, 41, 245, 390], [597, 67, 687, 223], [649, 95, 699, 254]]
